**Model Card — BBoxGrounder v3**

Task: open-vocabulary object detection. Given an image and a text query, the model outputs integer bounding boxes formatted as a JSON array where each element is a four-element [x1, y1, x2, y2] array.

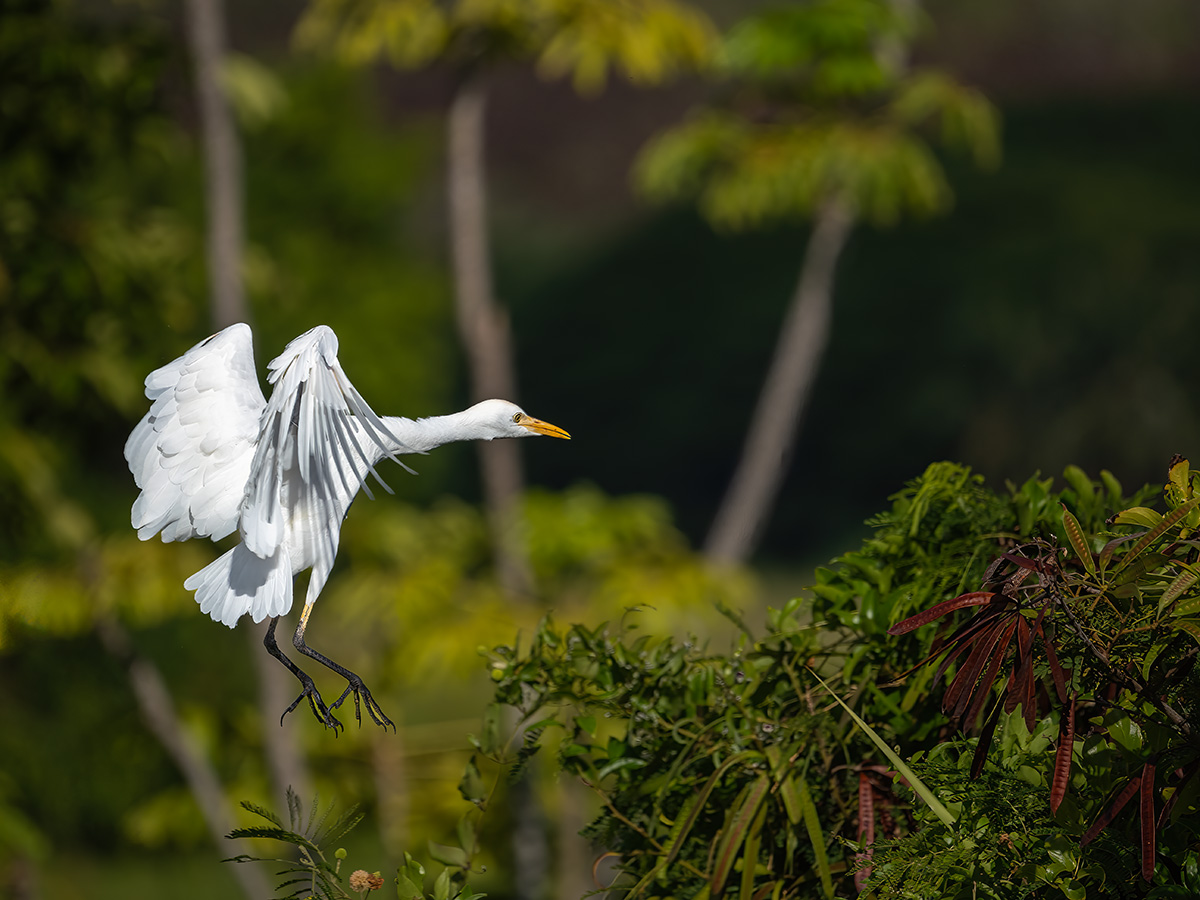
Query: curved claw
[[282, 681, 343, 733], [331, 677, 395, 732]]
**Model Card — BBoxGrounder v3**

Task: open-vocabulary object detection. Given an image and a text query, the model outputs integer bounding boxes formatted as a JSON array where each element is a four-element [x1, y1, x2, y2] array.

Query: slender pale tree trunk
[[446, 74, 533, 598], [98, 620, 272, 900], [447, 73, 548, 900], [184, 0, 245, 330], [704, 199, 855, 564], [186, 0, 312, 824], [704, 0, 916, 564]]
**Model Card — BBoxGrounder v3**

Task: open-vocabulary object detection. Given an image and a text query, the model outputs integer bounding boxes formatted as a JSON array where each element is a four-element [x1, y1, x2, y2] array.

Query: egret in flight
[[125, 323, 569, 732]]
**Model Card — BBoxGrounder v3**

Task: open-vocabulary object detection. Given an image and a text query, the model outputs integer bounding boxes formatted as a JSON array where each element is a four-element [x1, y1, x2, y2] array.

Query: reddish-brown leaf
[[1081, 775, 1143, 846], [1004, 617, 1033, 715], [931, 610, 1012, 686], [1141, 762, 1157, 881], [945, 620, 1010, 719], [1000, 553, 1043, 571], [857, 772, 875, 843], [1038, 616, 1069, 704], [963, 619, 1018, 730], [1050, 695, 1076, 815], [971, 700, 1003, 779], [855, 773, 875, 893], [888, 592, 997, 635], [1023, 641, 1038, 731]]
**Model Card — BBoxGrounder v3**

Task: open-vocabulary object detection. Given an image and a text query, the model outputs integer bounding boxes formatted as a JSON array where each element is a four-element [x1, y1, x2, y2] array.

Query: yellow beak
[[518, 414, 571, 439]]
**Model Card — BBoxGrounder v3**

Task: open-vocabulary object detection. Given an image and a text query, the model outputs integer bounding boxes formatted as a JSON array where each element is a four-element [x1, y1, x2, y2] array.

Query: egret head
[[468, 399, 571, 441]]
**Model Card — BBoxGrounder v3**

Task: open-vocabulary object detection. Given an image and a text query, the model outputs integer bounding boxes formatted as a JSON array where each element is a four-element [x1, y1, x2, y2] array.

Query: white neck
[[379, 410, 496, 456]]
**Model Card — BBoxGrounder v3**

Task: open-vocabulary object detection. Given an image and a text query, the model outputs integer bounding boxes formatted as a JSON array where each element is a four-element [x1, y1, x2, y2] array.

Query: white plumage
[[125, 323, 570, 729]]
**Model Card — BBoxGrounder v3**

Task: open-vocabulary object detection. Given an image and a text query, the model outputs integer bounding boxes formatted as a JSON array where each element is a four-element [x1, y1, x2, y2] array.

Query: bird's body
[[125, 323, 569, 729]]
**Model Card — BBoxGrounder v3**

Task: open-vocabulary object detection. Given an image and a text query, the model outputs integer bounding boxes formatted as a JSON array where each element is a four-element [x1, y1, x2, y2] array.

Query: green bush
[[475, 460, 1200, 898]]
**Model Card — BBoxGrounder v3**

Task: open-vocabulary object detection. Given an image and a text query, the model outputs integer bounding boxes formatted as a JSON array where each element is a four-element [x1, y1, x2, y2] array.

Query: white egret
[[125, 323, 569, 731]]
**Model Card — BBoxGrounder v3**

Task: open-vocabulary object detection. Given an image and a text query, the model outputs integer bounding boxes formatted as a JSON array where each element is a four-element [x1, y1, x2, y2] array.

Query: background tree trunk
[[703, 199, 855, 564], [447, 72, 548, 900], [184, 0, 245, 331], [446, 74, 533, 598]]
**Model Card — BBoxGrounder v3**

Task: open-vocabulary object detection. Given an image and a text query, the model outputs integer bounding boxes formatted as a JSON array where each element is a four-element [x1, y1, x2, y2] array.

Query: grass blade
[[807, 668, 956, 827], [797, 778, 834, 900], [710, 775, 770, 897]]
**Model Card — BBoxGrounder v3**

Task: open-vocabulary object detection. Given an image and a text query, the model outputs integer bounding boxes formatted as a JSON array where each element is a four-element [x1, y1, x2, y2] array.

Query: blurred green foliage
[[636, 0, 999, 229], [295, 0, 715, 93]]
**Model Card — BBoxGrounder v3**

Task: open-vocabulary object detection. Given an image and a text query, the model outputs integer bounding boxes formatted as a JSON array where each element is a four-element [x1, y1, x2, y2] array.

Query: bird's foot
[[281, 676, 343, 734], [331, 676, 395, 732]]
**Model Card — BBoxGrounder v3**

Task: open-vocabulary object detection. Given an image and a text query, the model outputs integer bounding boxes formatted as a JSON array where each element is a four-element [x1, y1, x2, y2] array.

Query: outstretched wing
[[238, 325, 415, 573], [125, 323, 266, 543]]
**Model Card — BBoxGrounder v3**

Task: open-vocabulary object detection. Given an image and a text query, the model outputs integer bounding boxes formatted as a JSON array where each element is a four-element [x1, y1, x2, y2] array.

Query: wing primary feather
[[322, 399, 358, 504], [334, 367, 413, 466], [330, 410, 376, 502], [297, 381, 314, 484], [335, 409, 392, 495]]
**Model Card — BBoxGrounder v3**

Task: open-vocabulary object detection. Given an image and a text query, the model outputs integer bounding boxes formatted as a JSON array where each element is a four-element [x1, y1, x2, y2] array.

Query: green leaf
[[1106, 714, 1144, 755], [710, 775, 770, 897], [458, 755, 486, 808], [779, 774, 803, 826], [1113, 507, 1163, 529], [738, 799, 767, 900], [1171, 618, 1200, 649], [1160, 566, 1200, 615], [428, 841, 469, 869], [434, 868, 451, 900], [1062, 505, 1096, 577], [1172, 596, 1200, 618], [797, 778, 835, 900], [397, 853, 426, 900]]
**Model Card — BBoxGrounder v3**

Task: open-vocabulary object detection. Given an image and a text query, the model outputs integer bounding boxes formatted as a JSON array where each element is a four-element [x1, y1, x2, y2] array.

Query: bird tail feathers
[[184, 544, 293, 628]]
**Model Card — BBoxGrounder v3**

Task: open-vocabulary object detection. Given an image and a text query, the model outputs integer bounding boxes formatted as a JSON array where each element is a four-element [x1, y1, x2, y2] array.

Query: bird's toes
[[281, 685, 342, 733], [331, 681, 394, 731]]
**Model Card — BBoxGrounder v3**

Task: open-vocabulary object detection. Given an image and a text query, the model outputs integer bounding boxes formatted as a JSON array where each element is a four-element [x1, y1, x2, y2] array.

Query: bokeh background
[[2, 0, 1199, 897]]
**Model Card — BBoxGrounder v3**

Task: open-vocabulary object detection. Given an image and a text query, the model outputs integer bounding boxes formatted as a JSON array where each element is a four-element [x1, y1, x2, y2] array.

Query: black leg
[[263, 617, 342, 732], [291, 611, 394, 732]]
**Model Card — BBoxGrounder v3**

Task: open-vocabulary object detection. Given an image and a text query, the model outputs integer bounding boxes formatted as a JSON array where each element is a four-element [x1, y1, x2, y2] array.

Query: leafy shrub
[[475, 460, 1200, 898]]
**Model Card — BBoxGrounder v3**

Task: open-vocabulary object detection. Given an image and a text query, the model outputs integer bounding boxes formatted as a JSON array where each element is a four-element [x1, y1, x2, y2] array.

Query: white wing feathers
[[238, 325, 416, 565], [124, 323, 266, 543]]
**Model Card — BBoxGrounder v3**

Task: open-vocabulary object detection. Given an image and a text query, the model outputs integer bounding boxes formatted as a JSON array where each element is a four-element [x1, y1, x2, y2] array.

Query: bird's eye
[[512, 412, 522, 423]]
